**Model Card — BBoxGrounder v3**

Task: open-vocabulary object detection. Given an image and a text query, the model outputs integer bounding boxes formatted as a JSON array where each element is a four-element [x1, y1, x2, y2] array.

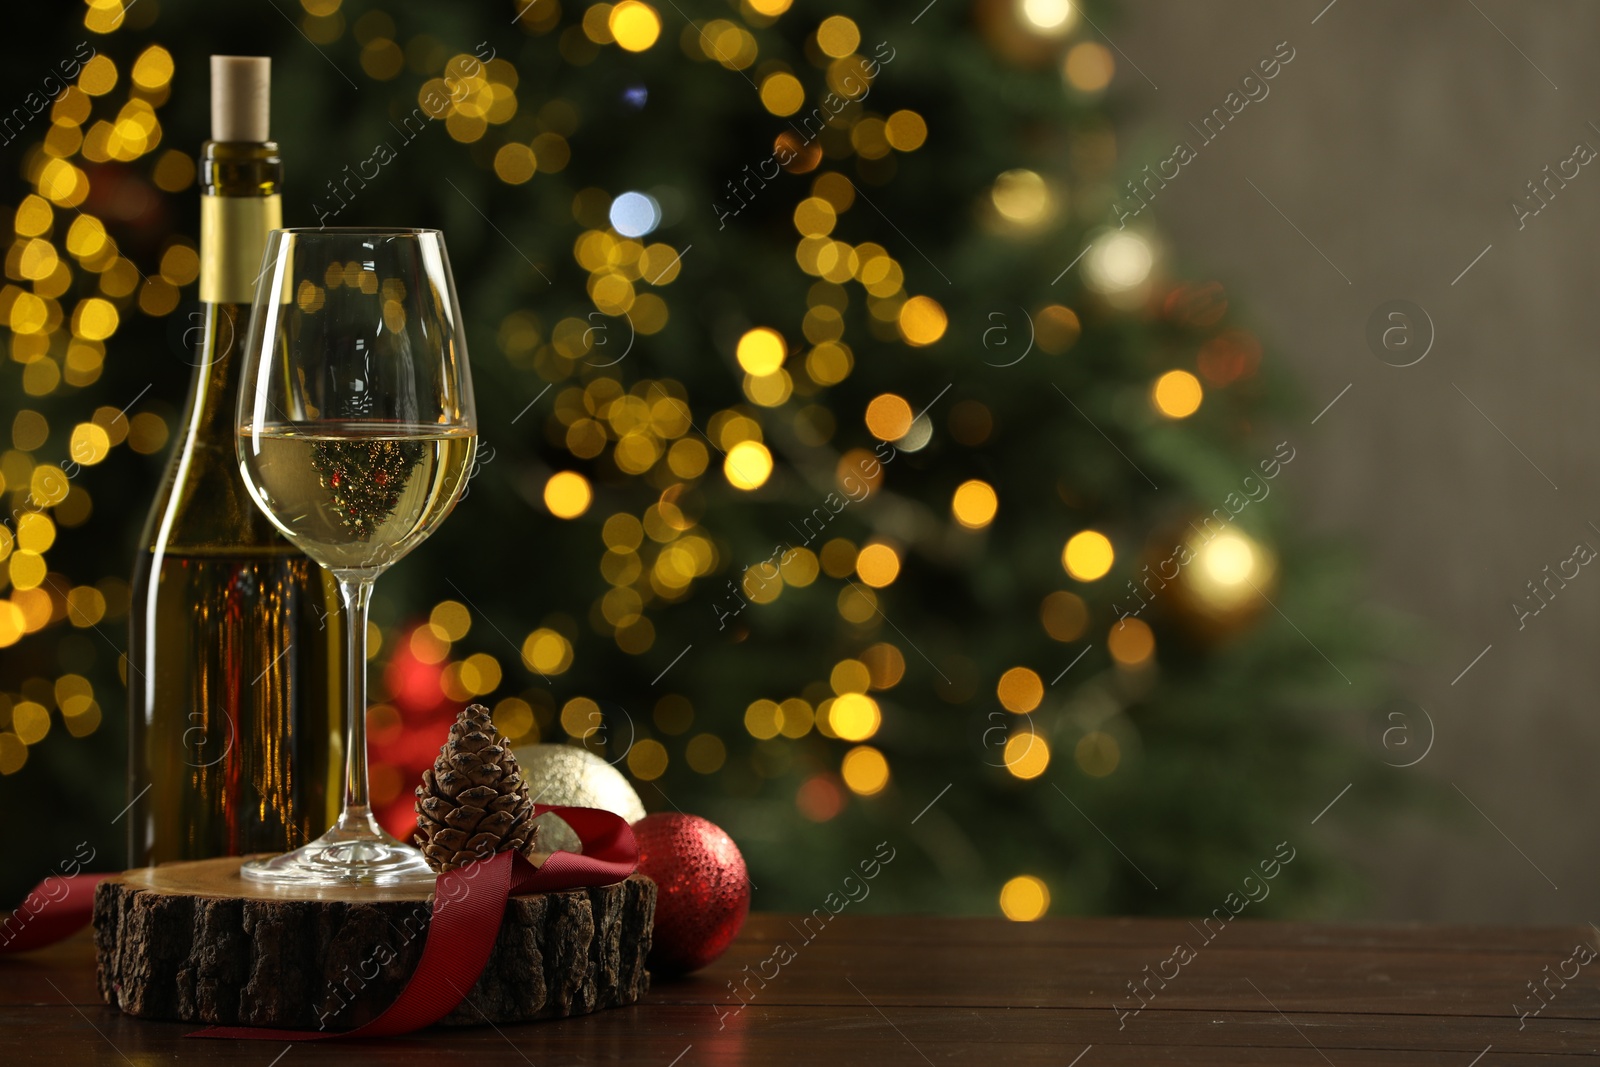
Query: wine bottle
[[128, 57, 342, 866]]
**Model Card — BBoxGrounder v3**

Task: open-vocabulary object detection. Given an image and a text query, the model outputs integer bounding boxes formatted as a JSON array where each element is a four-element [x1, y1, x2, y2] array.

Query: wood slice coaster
[[92, 856, 656, 1030]]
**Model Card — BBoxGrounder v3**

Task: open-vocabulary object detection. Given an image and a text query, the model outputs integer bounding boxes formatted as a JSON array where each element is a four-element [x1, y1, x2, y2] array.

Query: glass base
[[241, 818, 437, 886]]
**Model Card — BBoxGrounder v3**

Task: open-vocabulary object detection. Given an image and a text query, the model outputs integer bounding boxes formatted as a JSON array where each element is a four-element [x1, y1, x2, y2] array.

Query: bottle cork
[[210, 55, 270, 142]]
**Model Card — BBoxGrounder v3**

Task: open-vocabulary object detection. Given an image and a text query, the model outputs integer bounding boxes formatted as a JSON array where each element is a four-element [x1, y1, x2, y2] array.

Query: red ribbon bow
[[1, 804, 638, 1041]]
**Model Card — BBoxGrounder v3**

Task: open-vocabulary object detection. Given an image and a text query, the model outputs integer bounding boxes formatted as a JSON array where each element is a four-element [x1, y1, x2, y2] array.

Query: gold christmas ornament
[[511, 743, 648, 854]]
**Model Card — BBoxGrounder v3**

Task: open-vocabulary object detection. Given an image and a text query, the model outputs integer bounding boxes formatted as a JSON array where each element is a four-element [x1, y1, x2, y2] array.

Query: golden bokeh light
[[493, 697, 536, 742], [1153, 369, 1203, 418], [760, 71, 804, 116], [494, 143, 537, 184], [841, 745, 890, 795], [855, 542, 901, 587], [884, 110, 928, 152], [898, 295, 948, 346], [410, 623, 450, 665], [1037, 304, 1081, 353], [1062, 530, 1114, 581], [736, 327, 787, 375], [793, 196, 837, 237], [429, 599, 471, 641], [745, 698, 781, 740], [724, 440, 773, 490], [999, 874, 1051, 921], [816, 15, 860, 58], [1064, 41, 1115, 92], [990, 168, 1051, 225], [13, 702, 49, 745], [544, 470, 593, 518], [522, 627, 574, 675], [627, 738, 668, 779], [861, 642, 905, 689], [829, 692, 881, 741], [686, 732, 727, 773], [864, 393, 913, 441], [951, 479, 998, 529], [1107, 618, 1155, 667], [1004, 732, 1050, 779], [609, 1, 662, 51], [997, 666, 1043, 714], [561, 696, 603, 739], [779, 697, 814, 738], [0, 732, 26, 774], [131, 45, 174, 90], [830, 658, 871, 695]]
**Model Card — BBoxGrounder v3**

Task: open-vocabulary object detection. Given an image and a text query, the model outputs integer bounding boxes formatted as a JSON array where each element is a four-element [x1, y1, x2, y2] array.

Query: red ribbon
[[194, 804, 638, 1040], [0, 804, 637, 1040], [0, 871, 107, 955]]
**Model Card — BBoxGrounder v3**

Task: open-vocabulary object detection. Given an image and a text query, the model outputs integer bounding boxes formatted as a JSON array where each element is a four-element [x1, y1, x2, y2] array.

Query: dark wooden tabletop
[[2, 914, 1597, 1064]]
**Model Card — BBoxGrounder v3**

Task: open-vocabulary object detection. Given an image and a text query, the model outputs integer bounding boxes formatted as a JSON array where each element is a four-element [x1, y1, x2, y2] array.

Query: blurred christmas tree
[[0, 0, 1403, 915]]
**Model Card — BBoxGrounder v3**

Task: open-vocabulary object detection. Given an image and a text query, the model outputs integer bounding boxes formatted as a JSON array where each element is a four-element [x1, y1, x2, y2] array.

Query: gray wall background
[[1115, 1, 1600, 923]]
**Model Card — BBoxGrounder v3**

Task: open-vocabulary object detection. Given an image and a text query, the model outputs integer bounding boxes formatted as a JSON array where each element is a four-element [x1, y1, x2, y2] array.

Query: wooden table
[[3, 914, 1596, 1064]]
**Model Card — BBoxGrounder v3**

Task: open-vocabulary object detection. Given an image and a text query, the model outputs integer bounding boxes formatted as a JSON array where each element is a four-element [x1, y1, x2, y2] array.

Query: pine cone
[[413, 704, 537, 872]]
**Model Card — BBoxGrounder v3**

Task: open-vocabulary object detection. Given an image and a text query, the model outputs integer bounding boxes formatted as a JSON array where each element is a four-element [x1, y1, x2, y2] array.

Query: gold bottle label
[[200, 193, 281, 304]]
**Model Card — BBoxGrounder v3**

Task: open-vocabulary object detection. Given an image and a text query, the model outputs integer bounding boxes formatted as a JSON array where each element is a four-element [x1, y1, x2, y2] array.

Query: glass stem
[[336, 576, 376, 834]]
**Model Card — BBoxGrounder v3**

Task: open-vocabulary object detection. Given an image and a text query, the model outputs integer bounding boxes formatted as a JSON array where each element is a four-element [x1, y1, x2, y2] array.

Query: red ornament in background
[[632, 812, 749, 974]]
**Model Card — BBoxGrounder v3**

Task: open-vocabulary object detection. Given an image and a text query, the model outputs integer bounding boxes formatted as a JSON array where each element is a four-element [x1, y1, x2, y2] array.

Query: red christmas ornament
[[633, 812, 749, 974]]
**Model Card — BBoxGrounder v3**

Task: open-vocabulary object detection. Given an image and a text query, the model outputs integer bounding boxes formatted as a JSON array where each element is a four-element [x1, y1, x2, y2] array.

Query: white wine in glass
[[241, 423, 475, 574], [237, 229, 476, 885]]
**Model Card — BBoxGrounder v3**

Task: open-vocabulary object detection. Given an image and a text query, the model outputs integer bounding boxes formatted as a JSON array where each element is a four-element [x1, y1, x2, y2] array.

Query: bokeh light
[[855, 543, 901, 587], [997, 666, 1043, 713], [816, 15, 860, 58], [1000, 874, 1051, 921], [1004, 732, 1050, 778], [841, 745, 889, 795], [990, 169, 1052, 226], [737, 327, 787, 375], [829, 692, 881, 741], [951, 479, 998, 529], [1153, 369, 1203, 418], [1019, 0, 1077, 35], [609, 190, 661, 236], [1064, 41, 1115, 91], [1084, 231, 1153, 293], [724, 440, 773, 490], [544, 470, 593, 518], [864, 393, 913, 440], [1187, 528, 1271, 612], [1107, 618, 1155, 667], [1062, 530, 1113, 581], [609, 2, 662, 52]]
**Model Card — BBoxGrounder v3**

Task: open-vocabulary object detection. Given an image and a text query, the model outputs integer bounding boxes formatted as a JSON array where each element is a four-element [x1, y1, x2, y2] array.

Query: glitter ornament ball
[[632, 812, 749, 974], [511, 743, 647, 853]]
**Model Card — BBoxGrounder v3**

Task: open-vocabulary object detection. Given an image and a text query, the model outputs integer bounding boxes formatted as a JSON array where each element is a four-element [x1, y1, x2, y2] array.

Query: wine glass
[[236, 228, 476, 885]]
